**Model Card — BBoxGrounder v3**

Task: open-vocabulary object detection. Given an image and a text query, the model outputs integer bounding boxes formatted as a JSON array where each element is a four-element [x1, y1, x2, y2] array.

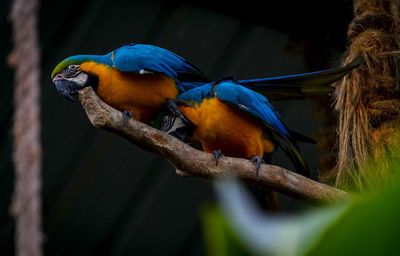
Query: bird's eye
[[70, 65, 79, 72], [62, 65, 81, 77]]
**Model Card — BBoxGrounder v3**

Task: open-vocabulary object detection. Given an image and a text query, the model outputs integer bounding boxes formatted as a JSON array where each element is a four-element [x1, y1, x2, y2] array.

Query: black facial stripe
[[86, 73, 99, 90]]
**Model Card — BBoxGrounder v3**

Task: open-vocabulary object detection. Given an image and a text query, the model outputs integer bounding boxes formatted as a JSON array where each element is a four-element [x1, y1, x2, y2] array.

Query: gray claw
[[213, 149, 223, 166], [251, 156, 264, 176], [123, 110, 133, 122]]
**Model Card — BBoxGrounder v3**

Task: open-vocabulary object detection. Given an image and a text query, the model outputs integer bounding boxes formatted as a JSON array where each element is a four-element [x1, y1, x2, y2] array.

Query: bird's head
[[51, 55, 99, 102]]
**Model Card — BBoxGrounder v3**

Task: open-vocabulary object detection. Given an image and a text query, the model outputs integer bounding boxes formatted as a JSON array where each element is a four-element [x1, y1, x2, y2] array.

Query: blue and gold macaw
[[51, 43, 362, 124], [162, 79, 315, 210], [163, 79, 310, 177], [51, 44, 209, 123]]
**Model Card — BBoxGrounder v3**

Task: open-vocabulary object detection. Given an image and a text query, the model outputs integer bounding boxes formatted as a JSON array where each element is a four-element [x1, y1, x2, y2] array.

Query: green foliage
[[337, 135, 400, 192], [307, 182, 400, 255], [203, 170, 400, 256], [202, 206, 253, 256]]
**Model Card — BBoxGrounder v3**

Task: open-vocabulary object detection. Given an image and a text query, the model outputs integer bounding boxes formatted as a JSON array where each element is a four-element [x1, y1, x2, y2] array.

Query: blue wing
[[214, 81, 291, 138], [177, 83, 214, 105], [112, 44, 208, 91], [214, 80, 310, 177]]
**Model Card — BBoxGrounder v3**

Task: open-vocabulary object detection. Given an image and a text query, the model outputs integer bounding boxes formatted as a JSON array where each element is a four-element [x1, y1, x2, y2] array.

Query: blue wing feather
[[214, 81, 291, 139], [214, 81, 311, 177], [107, 44, 360, 98], [112, 44, 207, 91], [177, 83, 214, 104]]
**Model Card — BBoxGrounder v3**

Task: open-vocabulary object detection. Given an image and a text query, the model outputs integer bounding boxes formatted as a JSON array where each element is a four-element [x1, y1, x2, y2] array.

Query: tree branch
[[78, 87, 349, 203]]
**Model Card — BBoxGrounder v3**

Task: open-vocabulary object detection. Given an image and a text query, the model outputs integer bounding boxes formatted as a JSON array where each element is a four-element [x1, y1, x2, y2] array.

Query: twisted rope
[[9, 0, 43, 255], [335, 0, 400, 190]]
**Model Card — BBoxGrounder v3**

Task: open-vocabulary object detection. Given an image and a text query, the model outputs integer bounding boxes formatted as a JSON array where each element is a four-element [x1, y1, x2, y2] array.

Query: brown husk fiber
[[334, 0, 400, 191]]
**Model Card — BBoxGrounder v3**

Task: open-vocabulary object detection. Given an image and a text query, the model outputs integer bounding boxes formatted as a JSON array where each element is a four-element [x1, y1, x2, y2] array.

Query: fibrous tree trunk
[[335, 0, 400, 190]]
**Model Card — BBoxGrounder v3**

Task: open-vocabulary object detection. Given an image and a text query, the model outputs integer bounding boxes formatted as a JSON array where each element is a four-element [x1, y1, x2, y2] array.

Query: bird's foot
[[213, 149, 223, 166], [251, 156, 264, 176], [122, 110, 133, 122], [166, 99, 190, 124]]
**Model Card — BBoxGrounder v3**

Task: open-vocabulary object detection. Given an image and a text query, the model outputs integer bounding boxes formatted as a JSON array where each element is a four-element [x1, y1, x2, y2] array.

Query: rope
[[9, 0, 43, 254], [335, 0, 400, 191]]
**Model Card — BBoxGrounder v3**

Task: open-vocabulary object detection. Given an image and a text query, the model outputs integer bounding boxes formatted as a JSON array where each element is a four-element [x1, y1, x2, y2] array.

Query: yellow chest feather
[[80, 62, 179, 123], [179, 98, 274, 158]]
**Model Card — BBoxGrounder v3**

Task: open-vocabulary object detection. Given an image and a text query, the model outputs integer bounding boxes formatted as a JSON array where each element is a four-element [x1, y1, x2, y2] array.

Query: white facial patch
[[67, 72, 88, 87]]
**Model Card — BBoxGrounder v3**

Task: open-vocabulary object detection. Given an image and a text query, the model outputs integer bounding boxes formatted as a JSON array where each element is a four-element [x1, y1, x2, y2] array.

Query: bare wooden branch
[[78, 87, 349, 203]]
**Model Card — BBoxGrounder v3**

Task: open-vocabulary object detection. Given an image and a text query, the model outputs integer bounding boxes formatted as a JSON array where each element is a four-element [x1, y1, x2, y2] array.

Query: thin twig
[[78, 87, 349, 203]]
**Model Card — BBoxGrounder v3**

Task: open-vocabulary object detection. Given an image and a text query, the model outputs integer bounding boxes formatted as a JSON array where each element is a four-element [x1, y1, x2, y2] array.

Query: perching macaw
[[51, 43, 362, 125], [161, 79, 314, 210], [51, 43, 209, 123], [162, 79, 310, 177]]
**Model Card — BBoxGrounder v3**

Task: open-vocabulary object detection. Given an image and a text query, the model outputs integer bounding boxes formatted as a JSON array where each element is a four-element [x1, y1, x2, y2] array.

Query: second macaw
[[161, 79, 315, 210], [163, 79, 310, 176], [51, 43, 362, 125]]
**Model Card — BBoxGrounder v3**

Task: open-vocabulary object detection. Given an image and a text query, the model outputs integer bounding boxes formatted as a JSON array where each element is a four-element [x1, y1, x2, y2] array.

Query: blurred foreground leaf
[[308, 184, 400, 255], [202, 206, 253, 256], [203, 175, 400, 256]]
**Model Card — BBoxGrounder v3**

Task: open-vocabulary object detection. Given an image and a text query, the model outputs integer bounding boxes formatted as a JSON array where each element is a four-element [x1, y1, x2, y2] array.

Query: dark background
[[0, 0, 352, 255]]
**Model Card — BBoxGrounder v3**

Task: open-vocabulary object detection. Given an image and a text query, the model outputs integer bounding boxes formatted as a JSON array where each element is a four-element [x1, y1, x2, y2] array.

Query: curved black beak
[[53, 79, 81, 102]]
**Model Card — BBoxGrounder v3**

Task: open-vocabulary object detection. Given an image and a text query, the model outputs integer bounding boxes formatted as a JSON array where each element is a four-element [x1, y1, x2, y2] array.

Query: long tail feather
[[275, 136, 312, 178], [239, 56, 363, 100], [290, 130, 316, 144]]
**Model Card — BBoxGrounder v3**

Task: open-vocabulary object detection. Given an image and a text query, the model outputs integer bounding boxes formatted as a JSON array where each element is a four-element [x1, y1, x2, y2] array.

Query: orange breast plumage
[[80, 62, 179, 123], [179, 97, 275, 159]]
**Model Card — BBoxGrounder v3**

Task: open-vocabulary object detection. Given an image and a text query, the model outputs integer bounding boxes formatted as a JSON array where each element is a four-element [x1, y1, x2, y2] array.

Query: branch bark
[[78, 87, 349, 203]]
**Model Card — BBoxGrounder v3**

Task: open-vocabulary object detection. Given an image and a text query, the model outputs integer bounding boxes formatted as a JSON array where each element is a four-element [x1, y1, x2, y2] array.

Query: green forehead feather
[[51, 56, 87, 79], [51, 53, 113, 79]]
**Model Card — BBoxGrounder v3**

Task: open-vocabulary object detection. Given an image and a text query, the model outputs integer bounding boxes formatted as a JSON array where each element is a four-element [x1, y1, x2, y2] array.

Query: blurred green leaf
[[204, 172, 400, 256], [202, 205, 254, 256], [307, 183, 400, 255]]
